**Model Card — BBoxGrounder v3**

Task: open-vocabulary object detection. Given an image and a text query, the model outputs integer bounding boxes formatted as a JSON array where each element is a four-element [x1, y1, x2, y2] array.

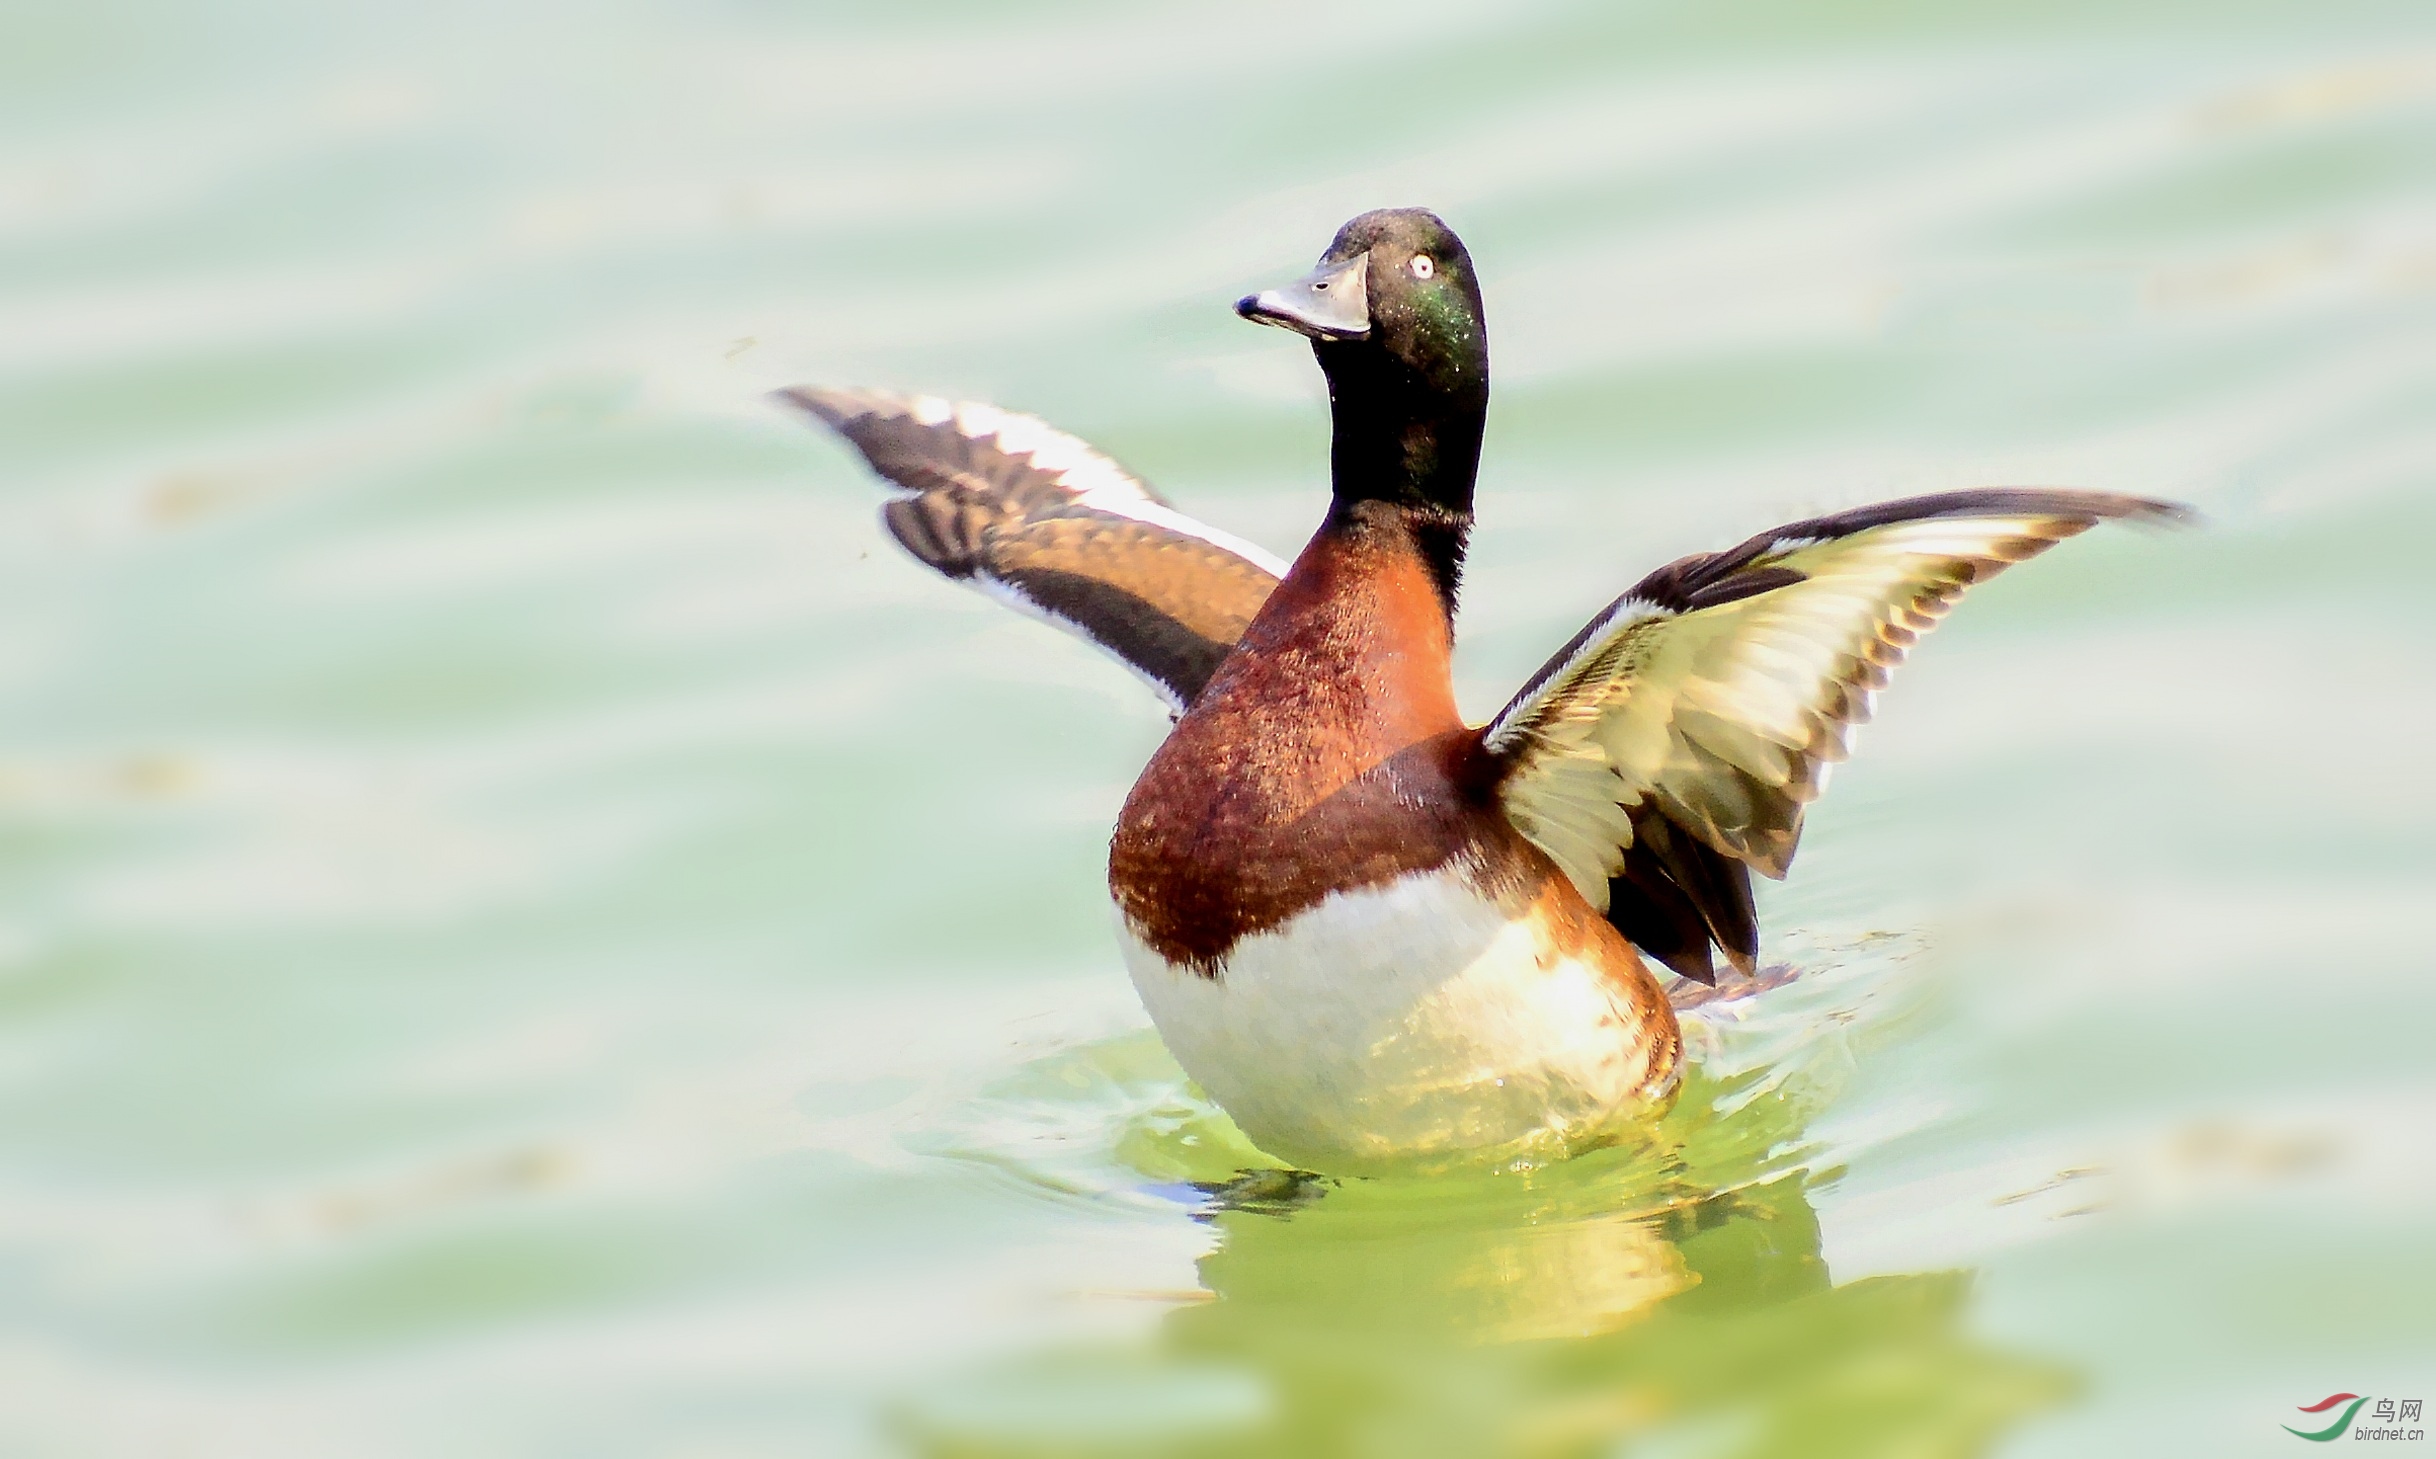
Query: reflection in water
[[905, 1002, 2070, 1459]]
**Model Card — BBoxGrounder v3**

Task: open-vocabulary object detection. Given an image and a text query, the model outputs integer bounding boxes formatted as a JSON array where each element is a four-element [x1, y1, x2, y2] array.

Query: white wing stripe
[[968, 572, 1189, 715], [876, 392, 1295, 576]]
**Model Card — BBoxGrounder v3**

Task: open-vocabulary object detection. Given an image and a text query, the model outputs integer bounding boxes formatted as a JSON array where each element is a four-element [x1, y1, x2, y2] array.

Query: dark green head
[[1237, 209, 1488, 601], [1236, 207, 1489, 417]]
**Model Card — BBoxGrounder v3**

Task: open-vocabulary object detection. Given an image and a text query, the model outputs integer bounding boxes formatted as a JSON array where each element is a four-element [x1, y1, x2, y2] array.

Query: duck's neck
[[1315, 349, 1485, 620]]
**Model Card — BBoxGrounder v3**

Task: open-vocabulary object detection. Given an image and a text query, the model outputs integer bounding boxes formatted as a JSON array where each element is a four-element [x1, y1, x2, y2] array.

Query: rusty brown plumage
[[1114, 501, 1495, 971]]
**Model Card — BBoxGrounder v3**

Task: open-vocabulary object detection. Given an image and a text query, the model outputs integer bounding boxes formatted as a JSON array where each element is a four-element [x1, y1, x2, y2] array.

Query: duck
[[779, 207, 2182, 1175]]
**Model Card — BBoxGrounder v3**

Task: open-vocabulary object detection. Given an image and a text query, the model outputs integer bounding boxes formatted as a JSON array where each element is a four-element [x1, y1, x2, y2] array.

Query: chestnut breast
[[1109, 509, 1521, 973]]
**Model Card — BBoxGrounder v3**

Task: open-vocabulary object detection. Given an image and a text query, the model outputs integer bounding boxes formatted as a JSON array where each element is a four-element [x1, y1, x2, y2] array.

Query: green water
[[5, 2, 2433, 1455]]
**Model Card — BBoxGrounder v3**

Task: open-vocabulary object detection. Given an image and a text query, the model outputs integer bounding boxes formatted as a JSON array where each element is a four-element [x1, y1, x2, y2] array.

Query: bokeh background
[[5, 0, 2434, 1455]]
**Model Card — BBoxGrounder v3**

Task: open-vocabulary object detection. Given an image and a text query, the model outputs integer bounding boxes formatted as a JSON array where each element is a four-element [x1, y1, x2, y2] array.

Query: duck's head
[[1236, 207, 1488, 407], [1236, 209, 1489, 551]]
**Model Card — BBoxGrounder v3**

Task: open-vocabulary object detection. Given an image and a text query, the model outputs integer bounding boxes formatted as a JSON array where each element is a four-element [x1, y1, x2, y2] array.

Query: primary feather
[[1483, 488, 2187, 981]]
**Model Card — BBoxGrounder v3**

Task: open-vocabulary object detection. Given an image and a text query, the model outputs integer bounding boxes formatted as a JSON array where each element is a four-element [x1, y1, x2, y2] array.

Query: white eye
[[1409, 255, 1434, 279]]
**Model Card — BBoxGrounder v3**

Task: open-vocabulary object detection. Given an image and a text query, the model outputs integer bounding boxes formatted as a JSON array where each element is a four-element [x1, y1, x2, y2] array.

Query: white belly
[[1116, 865, 1677, 1174]]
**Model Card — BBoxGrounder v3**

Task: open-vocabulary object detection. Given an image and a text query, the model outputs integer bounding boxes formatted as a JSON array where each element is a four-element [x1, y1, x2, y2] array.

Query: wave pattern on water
[[1, 1, 2431, 1455]]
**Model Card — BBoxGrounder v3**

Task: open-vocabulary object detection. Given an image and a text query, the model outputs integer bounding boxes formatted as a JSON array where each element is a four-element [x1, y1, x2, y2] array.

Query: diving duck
[[781, 208, 2179, 1174]]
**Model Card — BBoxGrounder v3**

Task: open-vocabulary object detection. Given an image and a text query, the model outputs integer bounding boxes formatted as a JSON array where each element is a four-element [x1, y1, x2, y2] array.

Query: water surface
[[3, 2, 2433, 1455]]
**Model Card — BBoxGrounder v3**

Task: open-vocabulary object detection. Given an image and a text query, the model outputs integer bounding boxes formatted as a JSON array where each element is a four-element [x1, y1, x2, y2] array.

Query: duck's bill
[[1235, 253, 1370, 340]]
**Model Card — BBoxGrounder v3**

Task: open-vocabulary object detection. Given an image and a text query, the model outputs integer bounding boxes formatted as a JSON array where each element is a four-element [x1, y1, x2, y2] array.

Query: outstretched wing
[[778, 387, 1286, 712], [1482, 488, 2187, 983]]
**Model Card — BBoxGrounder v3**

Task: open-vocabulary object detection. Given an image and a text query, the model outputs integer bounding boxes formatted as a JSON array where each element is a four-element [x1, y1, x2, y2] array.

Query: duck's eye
[[1409, 255, 1434, 279]]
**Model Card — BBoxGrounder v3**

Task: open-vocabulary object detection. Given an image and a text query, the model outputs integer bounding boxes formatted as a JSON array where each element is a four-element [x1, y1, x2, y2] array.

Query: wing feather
[[1484, 488, 2187, 982], [779, 387, 1284, 711]]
